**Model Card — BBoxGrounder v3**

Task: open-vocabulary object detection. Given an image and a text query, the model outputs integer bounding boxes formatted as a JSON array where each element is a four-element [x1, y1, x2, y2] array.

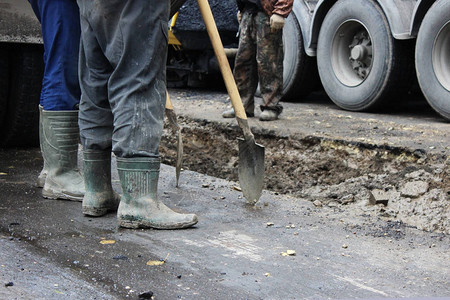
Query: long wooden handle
[[196, 0, 247, 120], [166, 90, 174, 110]]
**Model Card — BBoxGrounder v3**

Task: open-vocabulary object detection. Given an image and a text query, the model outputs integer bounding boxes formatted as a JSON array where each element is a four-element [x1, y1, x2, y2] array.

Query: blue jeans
[[28, 0, 81, 111]]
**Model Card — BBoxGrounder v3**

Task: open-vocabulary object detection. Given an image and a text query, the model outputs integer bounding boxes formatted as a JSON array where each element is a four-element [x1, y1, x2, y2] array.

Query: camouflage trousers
[[234, 10, 284, 114]]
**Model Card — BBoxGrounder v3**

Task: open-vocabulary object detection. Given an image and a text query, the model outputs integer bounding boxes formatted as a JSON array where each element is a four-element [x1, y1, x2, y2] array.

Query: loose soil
[[160, 117, 449, 234]]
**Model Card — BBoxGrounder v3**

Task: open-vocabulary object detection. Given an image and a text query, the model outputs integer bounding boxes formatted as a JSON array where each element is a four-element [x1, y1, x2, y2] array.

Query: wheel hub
[[331, 21, 373, 87], [349, 31, 372, 80]]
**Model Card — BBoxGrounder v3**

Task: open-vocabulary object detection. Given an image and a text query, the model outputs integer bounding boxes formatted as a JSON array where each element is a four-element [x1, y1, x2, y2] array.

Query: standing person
[[28, 0, 85, 201], [77, 0, 198, 229], [222, 0, 293, 121]]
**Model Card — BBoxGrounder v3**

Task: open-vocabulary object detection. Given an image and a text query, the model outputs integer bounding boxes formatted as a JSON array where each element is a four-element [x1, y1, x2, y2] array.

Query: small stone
[[342, 244, 348, 249], [400, 181, 429, 198], [341, 194, 355, 205], [138, 291, 154, 299], [113, 255, 128, 260], [313, 200, 323, 207]]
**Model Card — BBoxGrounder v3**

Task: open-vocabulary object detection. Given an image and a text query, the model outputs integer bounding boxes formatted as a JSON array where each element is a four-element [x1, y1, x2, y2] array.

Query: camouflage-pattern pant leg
[[233, 11, 284, 114], [255, 12, 283, 113], [233, 10, 258, 114]]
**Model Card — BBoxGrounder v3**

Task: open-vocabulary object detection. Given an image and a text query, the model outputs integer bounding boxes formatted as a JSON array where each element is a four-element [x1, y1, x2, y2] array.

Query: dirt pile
[[160, 117, 449, 234]]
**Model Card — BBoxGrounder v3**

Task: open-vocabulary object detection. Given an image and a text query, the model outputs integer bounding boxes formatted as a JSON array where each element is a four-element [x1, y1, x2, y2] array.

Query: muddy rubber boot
[[37, 105, 48, 188], [82, 150, 120, 217], [41, 109, 85, 201], [259, 109, 279, 121], [117, 157, 198, 229], [222, 108, 254, 118]]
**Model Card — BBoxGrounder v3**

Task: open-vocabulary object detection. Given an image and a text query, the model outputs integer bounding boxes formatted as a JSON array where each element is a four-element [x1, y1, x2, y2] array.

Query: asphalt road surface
[[1, 89, 449, 299]]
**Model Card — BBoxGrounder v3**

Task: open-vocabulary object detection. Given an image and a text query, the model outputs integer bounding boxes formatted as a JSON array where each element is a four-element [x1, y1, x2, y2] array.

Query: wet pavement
[[1, 89, 449, 299]]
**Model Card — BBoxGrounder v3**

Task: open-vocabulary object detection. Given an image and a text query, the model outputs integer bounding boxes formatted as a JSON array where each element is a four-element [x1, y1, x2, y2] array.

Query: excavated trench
[[160, 117, 449, 234]]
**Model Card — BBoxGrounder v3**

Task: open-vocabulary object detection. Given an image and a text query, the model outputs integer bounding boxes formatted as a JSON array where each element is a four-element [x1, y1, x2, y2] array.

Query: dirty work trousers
[[28, 0, 81, 111], [77, 0, 169, 158], [234, 10, 284, 113]]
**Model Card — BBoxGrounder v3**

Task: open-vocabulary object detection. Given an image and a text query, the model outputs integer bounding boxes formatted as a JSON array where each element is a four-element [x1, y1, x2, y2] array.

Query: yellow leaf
[[146, 260, 165, 266], [100, 240, 115, 245], [146, 253, 170, 266]]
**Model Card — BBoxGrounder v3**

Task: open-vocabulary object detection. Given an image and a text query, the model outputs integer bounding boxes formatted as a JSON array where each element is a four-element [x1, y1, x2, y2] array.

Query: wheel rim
[[331, 20, 373, 87], [432, 21, 450, 92]]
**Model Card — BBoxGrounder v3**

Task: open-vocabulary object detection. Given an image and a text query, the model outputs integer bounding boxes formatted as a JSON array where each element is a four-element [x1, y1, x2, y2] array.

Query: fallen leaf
[[146, 260, 165, 266], [100, 240, 115, 245], [147, 253, 170, 266]]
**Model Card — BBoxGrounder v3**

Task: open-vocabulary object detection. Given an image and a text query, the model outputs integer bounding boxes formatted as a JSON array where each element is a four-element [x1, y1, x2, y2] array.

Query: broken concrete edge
[[175, 115, 447, 164]]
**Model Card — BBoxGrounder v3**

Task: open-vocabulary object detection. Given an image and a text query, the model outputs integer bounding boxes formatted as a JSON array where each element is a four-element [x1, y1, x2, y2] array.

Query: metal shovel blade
[[238, 138, 265, 204], [165, 92, 183, 187]]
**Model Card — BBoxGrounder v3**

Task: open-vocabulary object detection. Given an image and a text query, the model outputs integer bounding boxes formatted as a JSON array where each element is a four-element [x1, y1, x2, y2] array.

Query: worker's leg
[[232, 11, 259, 115], [28, 0, 84, 198], [28, 0, 81, 111], [78, 0, 197, 228], [256, 12, 284, 120], [77, 4, 118, 216]]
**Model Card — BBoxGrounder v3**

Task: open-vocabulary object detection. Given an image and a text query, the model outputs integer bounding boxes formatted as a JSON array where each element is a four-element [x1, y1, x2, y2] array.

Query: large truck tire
[[316, 0, 413, 111], [415, 0, 450, 121], [282, 12, 319, 101], [0, 44, 43, 148]]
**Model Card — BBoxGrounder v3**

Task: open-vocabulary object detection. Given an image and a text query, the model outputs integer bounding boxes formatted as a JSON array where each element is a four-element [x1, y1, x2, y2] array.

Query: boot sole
[[118, 217, 198, 230], [42, 188, 83, 202], [82, 205, 118, 217]]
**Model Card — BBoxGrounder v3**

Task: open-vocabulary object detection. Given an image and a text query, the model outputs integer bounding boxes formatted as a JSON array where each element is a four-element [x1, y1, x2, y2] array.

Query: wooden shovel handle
[[196, 0, 248, 120], [166, 91, 174, 110]]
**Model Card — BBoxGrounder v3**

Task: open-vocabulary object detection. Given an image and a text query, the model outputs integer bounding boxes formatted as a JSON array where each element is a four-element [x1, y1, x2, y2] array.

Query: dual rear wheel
[[314, 0, 449, 121]]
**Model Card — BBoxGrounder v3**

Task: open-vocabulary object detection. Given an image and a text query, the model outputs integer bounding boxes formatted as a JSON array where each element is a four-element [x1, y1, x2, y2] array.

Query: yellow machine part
[[169, 12, 182, 49]]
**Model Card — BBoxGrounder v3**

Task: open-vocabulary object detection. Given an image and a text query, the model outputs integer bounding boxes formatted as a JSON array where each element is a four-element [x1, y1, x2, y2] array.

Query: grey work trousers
[[77, 0, 169, 158]]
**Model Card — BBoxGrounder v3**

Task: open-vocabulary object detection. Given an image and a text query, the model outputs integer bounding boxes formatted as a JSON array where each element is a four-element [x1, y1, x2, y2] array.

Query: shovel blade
[[175, 129, 183, 186], [238, 138, 265, 204]]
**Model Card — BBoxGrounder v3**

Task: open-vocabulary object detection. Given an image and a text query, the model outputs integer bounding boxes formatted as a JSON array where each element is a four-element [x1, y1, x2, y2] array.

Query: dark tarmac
[[1, 89, 449, 299]]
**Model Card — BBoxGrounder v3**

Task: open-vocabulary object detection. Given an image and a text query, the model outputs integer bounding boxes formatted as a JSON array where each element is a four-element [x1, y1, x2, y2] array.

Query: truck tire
[[282, 12, 319, 101], [0, 44, 43, 148], [316, 0, 412, 111], [415, 0, 450, 121], [0, 46, 10, 128]]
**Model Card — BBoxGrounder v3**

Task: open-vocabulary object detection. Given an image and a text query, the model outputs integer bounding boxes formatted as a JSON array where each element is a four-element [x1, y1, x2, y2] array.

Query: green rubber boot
[[82, 150, 120, 217], [41, 109, 85, 201], [117, 157, 198, 229], [37, 105, 48, 188]]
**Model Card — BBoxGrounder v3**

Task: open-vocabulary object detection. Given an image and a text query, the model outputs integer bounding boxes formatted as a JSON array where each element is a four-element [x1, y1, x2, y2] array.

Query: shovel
[[196, 0, 265, 204], [165, 91, 183, 187]]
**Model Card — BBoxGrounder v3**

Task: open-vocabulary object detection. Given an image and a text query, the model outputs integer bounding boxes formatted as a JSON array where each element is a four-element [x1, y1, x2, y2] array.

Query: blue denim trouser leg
[[28, 0, 81, 111]]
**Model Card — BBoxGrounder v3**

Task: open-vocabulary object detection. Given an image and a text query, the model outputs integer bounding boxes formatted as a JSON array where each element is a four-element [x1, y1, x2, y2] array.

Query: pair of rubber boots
[[38, 107, 197, 229]]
